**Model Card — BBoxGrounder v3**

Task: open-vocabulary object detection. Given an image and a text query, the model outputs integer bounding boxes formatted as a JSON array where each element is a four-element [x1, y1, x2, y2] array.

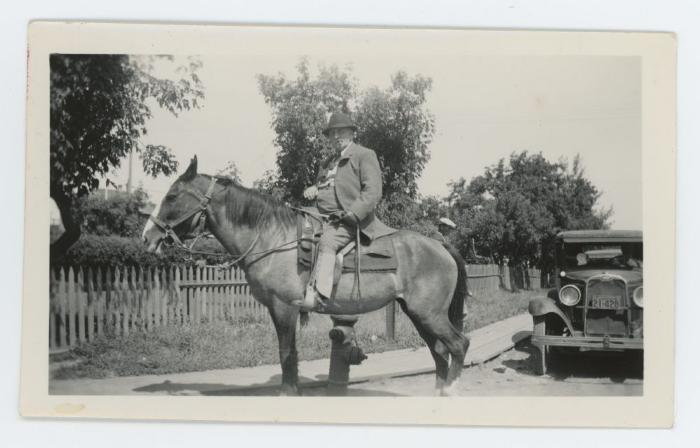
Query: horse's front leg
[[268, 297, 300, 396]]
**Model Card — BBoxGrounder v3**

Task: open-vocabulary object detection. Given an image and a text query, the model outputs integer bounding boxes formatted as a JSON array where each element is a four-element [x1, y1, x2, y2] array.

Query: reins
[[149, 176, 363, 300], [148, 176, 218, 249], [149, 177, 323, 269], [290, 205, 362, 300]]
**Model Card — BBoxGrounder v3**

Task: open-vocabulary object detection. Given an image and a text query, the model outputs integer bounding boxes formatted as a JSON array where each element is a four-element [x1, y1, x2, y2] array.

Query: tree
[[252, 169, 287, 201], [257, 60, 356, 200], [416, 195, 448, 224], [77, 187, 151, 238], [355, 72, 434, 199], [50, 54, 204, 262], [257, 59, 435, 228], [218, 160, 243, 184], [447, 151, 612, 269]]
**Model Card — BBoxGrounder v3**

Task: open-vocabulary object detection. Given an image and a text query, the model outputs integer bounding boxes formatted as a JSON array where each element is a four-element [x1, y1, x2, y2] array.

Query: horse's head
[[142, 156, 212, 253]]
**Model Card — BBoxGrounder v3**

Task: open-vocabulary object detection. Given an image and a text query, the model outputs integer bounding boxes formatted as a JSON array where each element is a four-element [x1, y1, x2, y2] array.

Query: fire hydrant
[[327, 315, 367, 396]]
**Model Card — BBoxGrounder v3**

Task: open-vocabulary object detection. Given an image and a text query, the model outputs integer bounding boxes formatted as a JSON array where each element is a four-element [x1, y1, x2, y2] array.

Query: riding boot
[[295, 251, 337, 311], [314, 250, 337, 299], [296, 284, 322, 311]]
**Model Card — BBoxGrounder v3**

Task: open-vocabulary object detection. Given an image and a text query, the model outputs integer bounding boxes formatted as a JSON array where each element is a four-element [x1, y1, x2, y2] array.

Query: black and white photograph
[[20, 22, 675, 426]]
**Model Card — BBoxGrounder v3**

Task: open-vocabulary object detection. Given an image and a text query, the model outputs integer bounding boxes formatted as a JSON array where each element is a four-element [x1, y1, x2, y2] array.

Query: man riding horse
[[142, 112, 470, 395], [297, 112, 394, 310]]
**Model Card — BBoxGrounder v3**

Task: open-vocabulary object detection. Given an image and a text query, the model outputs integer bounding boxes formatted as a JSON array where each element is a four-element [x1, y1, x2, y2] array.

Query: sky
[[56, 40, 641, 229]]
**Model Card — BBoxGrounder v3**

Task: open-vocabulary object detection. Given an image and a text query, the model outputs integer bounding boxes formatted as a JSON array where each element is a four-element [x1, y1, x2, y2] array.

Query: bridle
[[147, 175, 363, 299], [147, 176, 292, 268], [148, 176, 219, 249]]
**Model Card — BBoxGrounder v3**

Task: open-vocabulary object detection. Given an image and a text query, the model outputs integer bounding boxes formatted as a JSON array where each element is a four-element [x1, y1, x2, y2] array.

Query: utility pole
[[126, 148, 133, 194]]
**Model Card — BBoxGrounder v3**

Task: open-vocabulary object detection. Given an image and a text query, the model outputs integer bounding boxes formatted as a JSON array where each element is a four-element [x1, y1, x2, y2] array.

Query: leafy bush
[[447, 152, 612, 268], [76, 188, 150, 238], [60, 234, 232, 268]]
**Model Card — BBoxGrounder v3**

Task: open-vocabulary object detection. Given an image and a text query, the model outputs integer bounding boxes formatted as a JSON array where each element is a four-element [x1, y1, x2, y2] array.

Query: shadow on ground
[[132, 374, 402, 396], [502, 339, 644, 382]]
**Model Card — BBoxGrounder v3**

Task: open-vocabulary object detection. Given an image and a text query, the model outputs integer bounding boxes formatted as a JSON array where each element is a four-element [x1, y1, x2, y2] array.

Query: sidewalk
[[49, 314, 533, 396]]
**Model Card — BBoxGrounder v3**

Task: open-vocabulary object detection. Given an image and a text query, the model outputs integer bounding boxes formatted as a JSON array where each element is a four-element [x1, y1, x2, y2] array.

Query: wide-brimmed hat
[[323, 112, 357, 136], [438, 217, 457, 229]]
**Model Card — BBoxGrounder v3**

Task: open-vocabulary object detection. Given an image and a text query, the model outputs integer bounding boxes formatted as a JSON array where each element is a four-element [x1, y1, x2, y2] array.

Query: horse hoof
[[279, 386, 299, 396], [441, 381, 460, 397]]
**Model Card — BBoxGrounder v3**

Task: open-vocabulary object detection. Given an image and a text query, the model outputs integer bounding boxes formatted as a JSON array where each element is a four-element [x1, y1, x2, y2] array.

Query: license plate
[[589, 296, 623, 309]]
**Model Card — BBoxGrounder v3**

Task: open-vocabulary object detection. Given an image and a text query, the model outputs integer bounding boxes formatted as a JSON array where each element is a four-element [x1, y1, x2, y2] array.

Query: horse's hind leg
[[401, 301, 468, 396], [424, 318, 468, 396], [397, 300, 449, 395], [268, 297, 300, 396], [435, 319, 469, 395], [444, 330, 469, 395]]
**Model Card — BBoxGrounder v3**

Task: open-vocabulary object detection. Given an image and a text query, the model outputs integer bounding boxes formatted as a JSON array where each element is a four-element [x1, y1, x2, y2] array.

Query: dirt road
[[301, 340, 643, 397]]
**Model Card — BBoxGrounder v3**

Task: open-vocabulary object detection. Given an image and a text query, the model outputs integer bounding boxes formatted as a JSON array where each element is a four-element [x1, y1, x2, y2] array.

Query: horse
[[142, 156, 470, 396]]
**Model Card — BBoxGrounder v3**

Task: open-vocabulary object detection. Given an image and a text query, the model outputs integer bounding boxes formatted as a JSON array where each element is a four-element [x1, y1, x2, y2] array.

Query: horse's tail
[[444, 243, 467, 334], [299, 310, 310, 328]]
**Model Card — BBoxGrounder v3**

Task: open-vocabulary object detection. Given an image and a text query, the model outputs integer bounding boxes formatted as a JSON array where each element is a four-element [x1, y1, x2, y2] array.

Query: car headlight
[[633, 286, 643, 308], [559, 284, 581, 306]]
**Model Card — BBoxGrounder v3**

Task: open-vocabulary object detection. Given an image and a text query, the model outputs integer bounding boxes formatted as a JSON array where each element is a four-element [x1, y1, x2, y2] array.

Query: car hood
[[562, 269, 643, 285]]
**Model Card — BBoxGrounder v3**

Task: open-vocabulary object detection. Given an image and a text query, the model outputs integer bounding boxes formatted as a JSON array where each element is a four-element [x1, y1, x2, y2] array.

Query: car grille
[[585, 275, 629, 337]]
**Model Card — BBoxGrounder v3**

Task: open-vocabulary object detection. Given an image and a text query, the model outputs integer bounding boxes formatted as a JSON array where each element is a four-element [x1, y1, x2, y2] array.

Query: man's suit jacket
[[317, 142, 394, 240], [430, 231, 448, 245]]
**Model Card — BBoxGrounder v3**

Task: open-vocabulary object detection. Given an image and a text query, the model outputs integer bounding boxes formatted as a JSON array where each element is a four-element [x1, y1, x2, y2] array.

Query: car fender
[[528, 296, 575, 335]]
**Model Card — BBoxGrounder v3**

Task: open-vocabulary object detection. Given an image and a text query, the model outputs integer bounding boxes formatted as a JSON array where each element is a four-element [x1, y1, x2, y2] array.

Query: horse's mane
[[202, 174, 296, 232]]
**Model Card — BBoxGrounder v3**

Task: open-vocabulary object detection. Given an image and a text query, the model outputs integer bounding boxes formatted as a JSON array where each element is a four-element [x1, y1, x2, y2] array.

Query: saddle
[[296, 209, 398, 287]]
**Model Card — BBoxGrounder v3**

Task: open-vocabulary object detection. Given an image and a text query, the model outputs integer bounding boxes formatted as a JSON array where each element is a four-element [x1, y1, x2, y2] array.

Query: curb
[[49, 313, 533, 396], [311, 316, 533, 389]]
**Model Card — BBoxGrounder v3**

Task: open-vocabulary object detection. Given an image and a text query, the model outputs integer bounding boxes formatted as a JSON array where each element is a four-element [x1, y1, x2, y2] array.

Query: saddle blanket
[[297, 213, 398, 273]]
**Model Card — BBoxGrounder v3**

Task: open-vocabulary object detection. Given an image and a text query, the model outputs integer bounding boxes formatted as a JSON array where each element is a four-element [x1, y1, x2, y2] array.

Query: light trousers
[[312, 222, 355, 298]]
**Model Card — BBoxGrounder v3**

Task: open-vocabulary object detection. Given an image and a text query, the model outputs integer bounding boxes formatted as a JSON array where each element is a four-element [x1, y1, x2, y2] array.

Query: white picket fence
[[49, 265, 260, 351], [49, 263, 544, 351]]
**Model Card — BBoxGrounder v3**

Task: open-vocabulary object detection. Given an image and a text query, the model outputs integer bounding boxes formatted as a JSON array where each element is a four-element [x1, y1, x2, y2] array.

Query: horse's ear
[[181, 156, 198, 181]]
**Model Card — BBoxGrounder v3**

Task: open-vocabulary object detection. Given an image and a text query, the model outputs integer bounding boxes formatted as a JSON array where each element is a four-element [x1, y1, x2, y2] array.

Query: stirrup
[[293, 285, 325, 311]]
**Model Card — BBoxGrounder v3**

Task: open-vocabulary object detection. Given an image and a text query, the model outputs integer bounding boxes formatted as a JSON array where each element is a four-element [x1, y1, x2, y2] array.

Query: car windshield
[[561, 242, 643, 270]]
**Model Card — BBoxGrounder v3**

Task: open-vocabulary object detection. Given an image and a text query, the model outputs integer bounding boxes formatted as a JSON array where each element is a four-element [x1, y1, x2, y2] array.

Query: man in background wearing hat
[[436, 217, 457, 244], [433, 217, 474, 299], [296, 112, 393, 310]]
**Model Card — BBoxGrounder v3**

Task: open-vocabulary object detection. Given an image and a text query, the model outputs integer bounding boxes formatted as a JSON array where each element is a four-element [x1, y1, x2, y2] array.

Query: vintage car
[[528, 230, 643, 375]]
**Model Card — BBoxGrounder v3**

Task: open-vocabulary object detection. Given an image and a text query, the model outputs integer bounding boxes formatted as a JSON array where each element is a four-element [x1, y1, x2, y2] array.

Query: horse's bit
[[148, 176, 219, 249], [147, 177, 280, 268]]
